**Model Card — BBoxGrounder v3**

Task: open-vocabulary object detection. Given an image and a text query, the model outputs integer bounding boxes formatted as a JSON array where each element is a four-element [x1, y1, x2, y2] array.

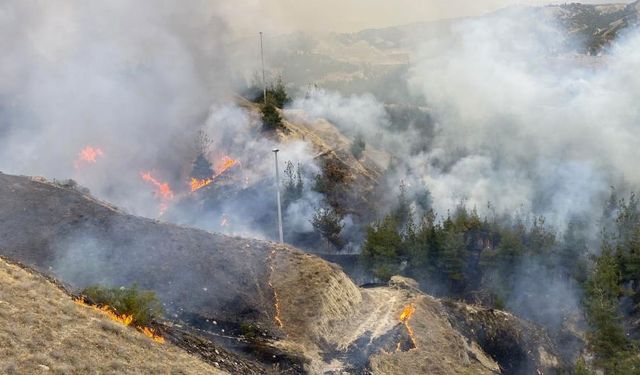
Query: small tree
[[283, 161, 303, 206], [268, 77, 290, 108], [311, 206, 345, 251]]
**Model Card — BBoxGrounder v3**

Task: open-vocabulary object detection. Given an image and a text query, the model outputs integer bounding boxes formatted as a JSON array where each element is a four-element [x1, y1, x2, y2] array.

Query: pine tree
[[311, 206, 345, 251]]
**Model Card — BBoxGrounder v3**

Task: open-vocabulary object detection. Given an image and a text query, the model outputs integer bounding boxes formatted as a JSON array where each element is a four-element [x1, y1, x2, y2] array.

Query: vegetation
[[311, 206, 345, 251], [283, 161, 304, 206], [252, 76, 290, 109], [580, 193, 640, 374], [82, 284, 163, 326], [261, 99, 284, 131], [312, 157, 350, 213]]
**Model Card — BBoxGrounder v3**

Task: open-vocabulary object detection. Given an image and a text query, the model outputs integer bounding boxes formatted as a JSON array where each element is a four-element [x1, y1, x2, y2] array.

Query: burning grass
[[81, 284, 163, 326], [0, 258, 224, 374], [78, 284, 165, 343]]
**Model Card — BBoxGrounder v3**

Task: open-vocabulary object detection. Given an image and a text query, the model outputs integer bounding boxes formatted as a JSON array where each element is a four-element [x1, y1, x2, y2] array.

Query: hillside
[[244, 1, 640, 102], [0, 257, 225, 375], [0, 172, 577, 373]]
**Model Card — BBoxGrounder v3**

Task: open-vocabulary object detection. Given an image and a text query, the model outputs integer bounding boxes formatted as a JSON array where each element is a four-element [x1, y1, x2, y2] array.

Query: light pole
[[273, 148, 284, 243], [260, 32, 267, 105]]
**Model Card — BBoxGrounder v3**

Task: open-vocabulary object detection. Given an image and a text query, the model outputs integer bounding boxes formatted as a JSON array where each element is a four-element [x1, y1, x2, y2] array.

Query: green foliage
[[362, 215, 403, 267], [261, 100, 283, 131], [253, 76, 290, 108], [312, 158, 349, 212], [585, 247, 628, 364], [267, 77, 290, 109], [311, 206, 345, 251], [82, 284, 163, 326], [350, 134, 366, 159], [240, 322, 259, 339], [569, 358, 595, 375]]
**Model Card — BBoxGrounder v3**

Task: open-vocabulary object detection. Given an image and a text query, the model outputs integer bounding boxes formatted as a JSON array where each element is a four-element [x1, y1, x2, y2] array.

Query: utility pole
[[260, 32, 267, 104], [273, 148, 284, 243]]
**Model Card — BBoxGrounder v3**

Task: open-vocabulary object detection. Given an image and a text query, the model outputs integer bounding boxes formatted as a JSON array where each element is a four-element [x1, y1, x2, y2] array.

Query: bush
[[81, 284, 163, 326]]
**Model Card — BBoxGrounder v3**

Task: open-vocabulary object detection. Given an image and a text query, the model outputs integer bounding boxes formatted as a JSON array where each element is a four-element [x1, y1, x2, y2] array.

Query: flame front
[[74, 297, 164, 343], [398, 303, 417, 351], [190, 177, 213, 192], [140, 171, 174, 214], [74, 146, 104, 169], [190, 155, 239, 192]]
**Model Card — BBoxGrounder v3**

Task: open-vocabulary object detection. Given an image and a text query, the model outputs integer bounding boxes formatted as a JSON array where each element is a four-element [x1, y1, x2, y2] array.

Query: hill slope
[[0, 257, 225, 375], [0, 172, 575, 374]]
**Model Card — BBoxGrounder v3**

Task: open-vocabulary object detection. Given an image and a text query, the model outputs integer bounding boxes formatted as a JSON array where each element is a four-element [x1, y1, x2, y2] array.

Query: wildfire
[[74, 146, 104, 169], [268, 249, 284, 329], [398, 303, 417, 351], [190, 177, 213, 192], [140, 171, 174, 215], [214, 155, 238, 175], [74, 297, 164, 343], [190, 155, 239, 193]]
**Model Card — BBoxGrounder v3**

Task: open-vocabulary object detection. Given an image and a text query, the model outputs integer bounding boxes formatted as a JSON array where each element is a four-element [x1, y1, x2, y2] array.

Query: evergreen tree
[[311, 206, 345, 251], [283, 161, 304, 206], [261, 99, 283, 131]]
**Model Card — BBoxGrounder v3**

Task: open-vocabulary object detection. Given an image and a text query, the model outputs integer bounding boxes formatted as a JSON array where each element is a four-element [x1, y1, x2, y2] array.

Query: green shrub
[[261, 100, 283, 131], [81, 284, 163, 326]]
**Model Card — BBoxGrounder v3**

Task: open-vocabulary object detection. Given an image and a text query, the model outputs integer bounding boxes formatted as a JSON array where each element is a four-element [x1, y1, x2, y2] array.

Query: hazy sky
[[227, 0, 632, 36]]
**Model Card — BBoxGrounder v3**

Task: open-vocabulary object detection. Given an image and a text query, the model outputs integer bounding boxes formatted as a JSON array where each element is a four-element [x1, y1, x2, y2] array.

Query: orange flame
[[190, 155, 239, 192], [74, 297, 164, 343], [140, 171, 174, 215], [138, 326, 165, 344], [190, 177, 213, 192], [398, 303, 417, 351], [74, 146, 104, 169], [214, 155, 238, 175], [268, 249, 284, 329]]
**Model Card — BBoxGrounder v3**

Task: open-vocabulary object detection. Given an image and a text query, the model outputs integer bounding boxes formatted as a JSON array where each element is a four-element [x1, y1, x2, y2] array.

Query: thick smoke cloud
[[0, 1, 322, 240], [405, 8, 640, 230]]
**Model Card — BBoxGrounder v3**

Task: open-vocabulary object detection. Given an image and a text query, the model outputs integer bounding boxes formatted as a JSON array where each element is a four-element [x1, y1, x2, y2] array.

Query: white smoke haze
[[402, 8, 640, 230], [0, 1, 325, 240]]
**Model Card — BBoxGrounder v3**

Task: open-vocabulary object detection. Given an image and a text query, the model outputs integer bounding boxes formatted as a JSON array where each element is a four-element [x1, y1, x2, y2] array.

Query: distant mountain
[[239, 1, 639, 103]]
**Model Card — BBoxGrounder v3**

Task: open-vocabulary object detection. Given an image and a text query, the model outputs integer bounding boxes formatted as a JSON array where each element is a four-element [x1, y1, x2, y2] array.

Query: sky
[[226, 0, 632, 36]]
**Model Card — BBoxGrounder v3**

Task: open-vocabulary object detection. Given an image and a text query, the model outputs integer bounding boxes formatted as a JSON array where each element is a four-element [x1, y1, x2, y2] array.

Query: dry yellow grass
[[0, 259, 226, 375]]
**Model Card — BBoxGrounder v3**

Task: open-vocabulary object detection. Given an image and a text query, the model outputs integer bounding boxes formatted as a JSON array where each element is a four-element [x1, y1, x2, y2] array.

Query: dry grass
[[0, 259, 226, 375]]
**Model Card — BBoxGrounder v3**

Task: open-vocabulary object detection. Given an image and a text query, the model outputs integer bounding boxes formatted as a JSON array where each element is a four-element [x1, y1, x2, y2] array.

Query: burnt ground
[[0, 172, 579, 374]]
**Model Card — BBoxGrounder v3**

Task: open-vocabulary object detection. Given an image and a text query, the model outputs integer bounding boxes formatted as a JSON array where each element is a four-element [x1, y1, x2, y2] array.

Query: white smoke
[[404, 8, 640, 230]]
